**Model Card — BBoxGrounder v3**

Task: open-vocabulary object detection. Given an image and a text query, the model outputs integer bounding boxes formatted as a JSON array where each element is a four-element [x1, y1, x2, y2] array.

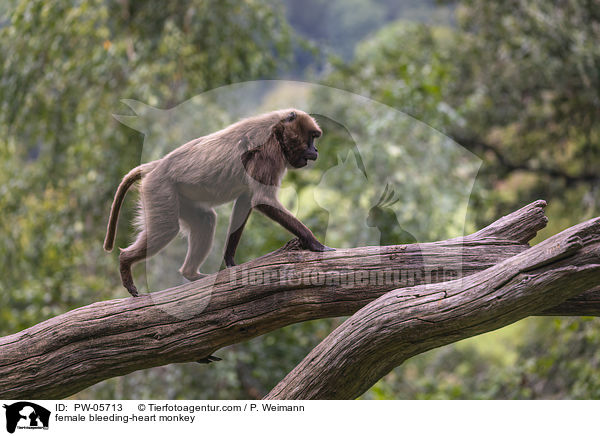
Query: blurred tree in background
[[0, 0, 290, 325], [282, 0, 454, 66], [320, 0, 600, 399], [322, 0, 600, 231], [1, 0, 599, 399], [0, 0, 295, 398]]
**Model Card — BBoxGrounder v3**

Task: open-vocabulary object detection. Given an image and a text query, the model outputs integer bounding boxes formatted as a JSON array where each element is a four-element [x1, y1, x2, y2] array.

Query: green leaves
[[0, 0, 292, 333]]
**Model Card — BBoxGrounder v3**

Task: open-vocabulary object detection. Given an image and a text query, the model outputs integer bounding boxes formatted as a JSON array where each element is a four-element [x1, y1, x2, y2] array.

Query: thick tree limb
[[537, 290, 600, 316], [265, 217, 600, 400], [0, 200, 595, 399]]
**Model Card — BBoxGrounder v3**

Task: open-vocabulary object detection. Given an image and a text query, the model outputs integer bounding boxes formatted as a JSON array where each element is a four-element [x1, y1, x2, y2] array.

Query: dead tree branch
[[265, 217, 600, 399], [0, 200, 597, 399]]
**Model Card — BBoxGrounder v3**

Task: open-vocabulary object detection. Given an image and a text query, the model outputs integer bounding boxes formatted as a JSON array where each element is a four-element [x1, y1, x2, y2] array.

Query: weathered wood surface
[[265, 216, 600, 400], [0, 200, 595, 399], [537, 289, 600, 316]]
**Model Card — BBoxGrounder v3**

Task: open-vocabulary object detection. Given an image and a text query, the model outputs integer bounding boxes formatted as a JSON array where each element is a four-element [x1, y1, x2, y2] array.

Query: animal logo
[[109, 80, 481, 306], [3, 402, 50, 434], [367, 183, 418, 246]]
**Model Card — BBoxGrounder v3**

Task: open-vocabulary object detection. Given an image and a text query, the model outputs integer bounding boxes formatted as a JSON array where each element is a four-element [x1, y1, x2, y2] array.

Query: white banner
[[0, 400, 595, 436]]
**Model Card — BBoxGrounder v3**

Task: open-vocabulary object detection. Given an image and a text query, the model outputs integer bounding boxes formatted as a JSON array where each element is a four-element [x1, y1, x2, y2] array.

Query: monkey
[[104, 108, 333, 297]]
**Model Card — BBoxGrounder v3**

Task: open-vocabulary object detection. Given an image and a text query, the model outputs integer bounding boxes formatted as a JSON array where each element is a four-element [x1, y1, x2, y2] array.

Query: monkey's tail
[[103, 162, 157, 252]]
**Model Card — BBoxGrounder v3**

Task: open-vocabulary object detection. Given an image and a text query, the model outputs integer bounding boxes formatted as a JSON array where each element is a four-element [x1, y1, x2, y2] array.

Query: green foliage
[[321, 1, 600, 229], [282, 0, 454, 61], [2, 0, 599, 400], [324, 21, 461, 129], [453, 0, 600, 231], [0, 0, 298, 398], [0, 0, 291, 329], [364, 317, 600, 400], [321, 0, 600, 400]]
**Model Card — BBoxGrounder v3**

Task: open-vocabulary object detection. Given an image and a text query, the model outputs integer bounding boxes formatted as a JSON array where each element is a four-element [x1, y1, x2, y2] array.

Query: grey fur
[[104, 108, 333, 297]]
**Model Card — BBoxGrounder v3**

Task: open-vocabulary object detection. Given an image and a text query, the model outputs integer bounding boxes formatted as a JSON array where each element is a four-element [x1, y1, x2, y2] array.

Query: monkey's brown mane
[[242, 132, 287, 187]]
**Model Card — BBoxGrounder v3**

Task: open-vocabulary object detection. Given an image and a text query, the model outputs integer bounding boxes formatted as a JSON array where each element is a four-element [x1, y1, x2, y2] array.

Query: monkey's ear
[[284, 111, 297, 123]]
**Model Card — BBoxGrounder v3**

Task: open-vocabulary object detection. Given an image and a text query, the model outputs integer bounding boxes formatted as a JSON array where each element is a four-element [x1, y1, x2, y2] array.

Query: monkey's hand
[[301, 238, 335, 252], [224, 256, 236, 268], [121, 272, 140, 297]]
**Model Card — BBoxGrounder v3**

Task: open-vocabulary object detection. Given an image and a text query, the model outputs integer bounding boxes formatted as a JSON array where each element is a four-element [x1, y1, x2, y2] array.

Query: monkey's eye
[[311, 130, 321, 138]]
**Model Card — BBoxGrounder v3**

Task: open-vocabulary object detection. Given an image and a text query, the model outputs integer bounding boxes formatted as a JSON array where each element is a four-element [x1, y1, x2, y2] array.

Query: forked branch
[[266, 217, 600, 399], [0, 200, 598, 399]]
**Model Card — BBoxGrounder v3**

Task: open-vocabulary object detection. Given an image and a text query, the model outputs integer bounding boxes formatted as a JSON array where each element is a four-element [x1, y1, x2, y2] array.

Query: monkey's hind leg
[[119, 182, 180, 297], [179, 201, 217, 282]]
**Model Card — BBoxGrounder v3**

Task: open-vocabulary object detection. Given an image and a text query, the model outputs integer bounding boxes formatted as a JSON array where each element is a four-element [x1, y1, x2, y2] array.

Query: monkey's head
[[273, 110, 322, 169]]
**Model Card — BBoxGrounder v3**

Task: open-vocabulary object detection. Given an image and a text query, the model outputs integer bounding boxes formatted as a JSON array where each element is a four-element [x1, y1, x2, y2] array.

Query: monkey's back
[[155, 108, 304, 206]]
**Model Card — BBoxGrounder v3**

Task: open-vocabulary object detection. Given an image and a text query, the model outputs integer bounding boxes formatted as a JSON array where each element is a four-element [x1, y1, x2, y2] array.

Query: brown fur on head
[[243, 110, 323, 185], [273, 111, 322, 169]]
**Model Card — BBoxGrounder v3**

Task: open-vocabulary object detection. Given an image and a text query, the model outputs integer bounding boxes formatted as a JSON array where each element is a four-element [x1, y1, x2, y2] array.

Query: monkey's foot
[[197, 355, 222, 364], [224, 256, 236, 268], [181, 270, 207, 282]]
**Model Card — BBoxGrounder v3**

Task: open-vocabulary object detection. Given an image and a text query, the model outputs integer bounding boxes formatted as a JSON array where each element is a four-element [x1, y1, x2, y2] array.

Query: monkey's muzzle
[[305, 150, 318, 161], [300, 154, 317, 168]]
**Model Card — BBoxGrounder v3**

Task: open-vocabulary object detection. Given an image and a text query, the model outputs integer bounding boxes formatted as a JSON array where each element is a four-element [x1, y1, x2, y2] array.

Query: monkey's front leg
[[224, 193, 252, 267], [254, 203, 334, 252]]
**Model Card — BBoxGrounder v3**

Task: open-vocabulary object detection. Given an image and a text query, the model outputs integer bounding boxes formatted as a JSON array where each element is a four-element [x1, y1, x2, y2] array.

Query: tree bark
[[265, 216, 600, 399], [0, 200, 597, 399], [536, 289, 600, 316]]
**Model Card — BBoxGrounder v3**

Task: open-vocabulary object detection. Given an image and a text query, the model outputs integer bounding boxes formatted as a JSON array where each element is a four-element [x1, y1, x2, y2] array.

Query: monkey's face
[[275, 111, 322, 169]]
